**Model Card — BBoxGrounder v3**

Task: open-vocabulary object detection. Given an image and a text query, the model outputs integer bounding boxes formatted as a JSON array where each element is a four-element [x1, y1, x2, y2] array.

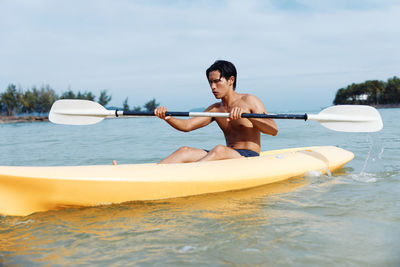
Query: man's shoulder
[[240, 93, 260, 102], [239, 94, 265, 112], [205, 102, 222, 111]]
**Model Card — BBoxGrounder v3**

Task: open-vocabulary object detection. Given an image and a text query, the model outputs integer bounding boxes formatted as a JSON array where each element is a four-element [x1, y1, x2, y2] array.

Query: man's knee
[[177, 146, 191, 152], [210, 145, 226, 155], [176, 146, 200, 155]]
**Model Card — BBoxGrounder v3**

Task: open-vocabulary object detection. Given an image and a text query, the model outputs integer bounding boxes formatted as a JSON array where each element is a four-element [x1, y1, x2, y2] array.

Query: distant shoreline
[[372, 104, 400, 109], [0, 115, 48, 124]]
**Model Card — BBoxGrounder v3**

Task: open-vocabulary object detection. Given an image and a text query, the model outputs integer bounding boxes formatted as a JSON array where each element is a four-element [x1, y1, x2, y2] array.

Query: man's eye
[[209, 79, 221, 84]]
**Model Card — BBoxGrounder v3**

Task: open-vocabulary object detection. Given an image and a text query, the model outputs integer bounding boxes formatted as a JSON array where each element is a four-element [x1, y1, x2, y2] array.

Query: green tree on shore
[[143, 98, 160, 112], [1, 84, 21, 116], [123, 97, 130, 111], [77, 91, 95, 101], [18, 85, 58, 114], [21, 87, 39, 113], [0, 84, 161, 116], [60, 90, 95, 101], [98, 90, 112, 106], [132, 105, 142, 111], [60, 90, 76, 99], [334, 76, 400, 105], [384, 77, 400, 103], [37, 85, 58, 113]]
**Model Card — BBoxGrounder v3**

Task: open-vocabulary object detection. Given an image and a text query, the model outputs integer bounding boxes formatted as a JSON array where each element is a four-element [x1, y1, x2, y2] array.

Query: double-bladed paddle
[[49, 99, 383, 132]]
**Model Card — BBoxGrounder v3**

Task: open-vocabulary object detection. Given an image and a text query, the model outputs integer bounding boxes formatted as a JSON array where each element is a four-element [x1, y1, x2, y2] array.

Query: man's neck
[[221, 90, 240, 107]]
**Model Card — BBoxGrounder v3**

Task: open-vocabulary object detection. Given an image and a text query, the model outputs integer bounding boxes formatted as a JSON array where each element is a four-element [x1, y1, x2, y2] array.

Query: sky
[[1, 0, 399, 112]]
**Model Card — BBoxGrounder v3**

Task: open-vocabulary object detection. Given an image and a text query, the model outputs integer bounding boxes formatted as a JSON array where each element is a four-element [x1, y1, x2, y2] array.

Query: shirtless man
[[154, 60, 278, 164]]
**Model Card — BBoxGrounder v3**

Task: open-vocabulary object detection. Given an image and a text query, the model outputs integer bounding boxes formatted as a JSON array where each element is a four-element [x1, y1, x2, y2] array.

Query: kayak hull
[[0, 146, 354, 216]]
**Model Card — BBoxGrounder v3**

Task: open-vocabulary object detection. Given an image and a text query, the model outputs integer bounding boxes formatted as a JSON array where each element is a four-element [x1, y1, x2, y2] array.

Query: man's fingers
[[155, 106, 168, 119], [230, 107, 243, 120]]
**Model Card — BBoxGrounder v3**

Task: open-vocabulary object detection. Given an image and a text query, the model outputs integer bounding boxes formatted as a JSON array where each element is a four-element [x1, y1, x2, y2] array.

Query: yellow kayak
[[0, 146, 354, 216]]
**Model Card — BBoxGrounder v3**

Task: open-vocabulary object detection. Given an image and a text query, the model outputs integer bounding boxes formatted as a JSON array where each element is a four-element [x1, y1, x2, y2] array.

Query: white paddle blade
[[307, 105, 383, 132], [49, 99, 113, 125]]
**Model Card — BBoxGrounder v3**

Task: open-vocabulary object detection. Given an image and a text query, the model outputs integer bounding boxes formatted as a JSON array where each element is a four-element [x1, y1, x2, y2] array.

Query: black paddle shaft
[[242, 113, 308, 120], [121, 110, 308, 120]]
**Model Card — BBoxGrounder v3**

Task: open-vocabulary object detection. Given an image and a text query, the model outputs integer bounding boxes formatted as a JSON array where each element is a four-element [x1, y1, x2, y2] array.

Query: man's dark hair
[[206, 60, 237, 90]]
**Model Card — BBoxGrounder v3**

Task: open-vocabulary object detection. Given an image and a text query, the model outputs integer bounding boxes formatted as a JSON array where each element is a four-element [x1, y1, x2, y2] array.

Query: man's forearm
[[164, 117, 191, 132], [250, 118, 278, 136]]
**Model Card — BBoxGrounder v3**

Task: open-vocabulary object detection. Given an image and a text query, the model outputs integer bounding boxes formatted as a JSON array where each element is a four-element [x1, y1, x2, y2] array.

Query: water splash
[[178, 245, 196, 253], [305, 170, 324, 179], [300, 149, 332, 179], [304, 167, 331, 179], [349, 173, 377, 183], [325, 167, 332, 177], [353, 134, 384, 183]]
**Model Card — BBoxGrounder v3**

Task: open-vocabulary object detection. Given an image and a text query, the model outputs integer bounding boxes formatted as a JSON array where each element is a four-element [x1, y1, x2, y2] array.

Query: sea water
[[0, 108, 399, 266]]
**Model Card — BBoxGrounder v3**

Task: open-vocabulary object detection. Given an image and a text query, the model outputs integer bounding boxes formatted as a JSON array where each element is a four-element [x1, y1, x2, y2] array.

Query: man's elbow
[[180, 124, 193, 132], [267, 128, 278, 136], [270, 122, 279, 136]]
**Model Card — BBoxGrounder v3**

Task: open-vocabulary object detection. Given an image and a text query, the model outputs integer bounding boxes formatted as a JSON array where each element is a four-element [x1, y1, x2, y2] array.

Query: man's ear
[[228, 76, 235, 86]]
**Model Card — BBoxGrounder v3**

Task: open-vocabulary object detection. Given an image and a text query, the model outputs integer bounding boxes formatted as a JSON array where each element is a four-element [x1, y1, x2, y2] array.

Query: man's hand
[[229, 107, 244, 120], [154, 106, 171, 120]]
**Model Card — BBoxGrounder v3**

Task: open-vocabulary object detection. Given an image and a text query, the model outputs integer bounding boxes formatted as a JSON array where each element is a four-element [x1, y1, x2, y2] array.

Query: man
[[154, 60, 278, 164]]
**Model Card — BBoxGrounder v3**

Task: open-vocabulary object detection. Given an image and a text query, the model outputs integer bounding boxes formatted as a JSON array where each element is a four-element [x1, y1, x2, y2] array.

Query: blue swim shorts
[[234, 149, 259, 157], [204, 148, 259, 157]]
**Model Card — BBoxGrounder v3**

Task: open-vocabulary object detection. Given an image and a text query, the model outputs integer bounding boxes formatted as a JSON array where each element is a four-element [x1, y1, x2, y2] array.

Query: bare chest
[[215, 117, 254, 134]]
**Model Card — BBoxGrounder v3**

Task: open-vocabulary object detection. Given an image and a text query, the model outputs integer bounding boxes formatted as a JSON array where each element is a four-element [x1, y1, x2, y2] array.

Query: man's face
[[208, 70, 232, 99]]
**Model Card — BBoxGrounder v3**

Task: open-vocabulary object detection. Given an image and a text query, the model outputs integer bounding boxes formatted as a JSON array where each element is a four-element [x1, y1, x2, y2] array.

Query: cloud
[[1, 0, 399, 110]]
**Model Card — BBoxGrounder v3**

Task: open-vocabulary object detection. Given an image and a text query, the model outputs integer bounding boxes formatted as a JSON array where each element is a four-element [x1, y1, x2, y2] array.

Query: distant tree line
[[333, 76, 400, 105], [0, 84, 159, 116], [122, 97, 159, 112]]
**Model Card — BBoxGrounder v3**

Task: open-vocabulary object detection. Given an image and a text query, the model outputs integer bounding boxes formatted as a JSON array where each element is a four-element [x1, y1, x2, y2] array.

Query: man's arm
[[154, 105, 216, 132], [231, 95, 278, 136]]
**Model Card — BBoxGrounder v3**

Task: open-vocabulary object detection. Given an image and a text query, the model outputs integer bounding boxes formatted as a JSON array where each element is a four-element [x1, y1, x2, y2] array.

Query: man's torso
[[211, 94, 261, 153]]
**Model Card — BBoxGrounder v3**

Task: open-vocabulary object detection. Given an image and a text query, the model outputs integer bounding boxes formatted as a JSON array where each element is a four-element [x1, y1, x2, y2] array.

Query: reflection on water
[[1, 177, 307, 265]]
